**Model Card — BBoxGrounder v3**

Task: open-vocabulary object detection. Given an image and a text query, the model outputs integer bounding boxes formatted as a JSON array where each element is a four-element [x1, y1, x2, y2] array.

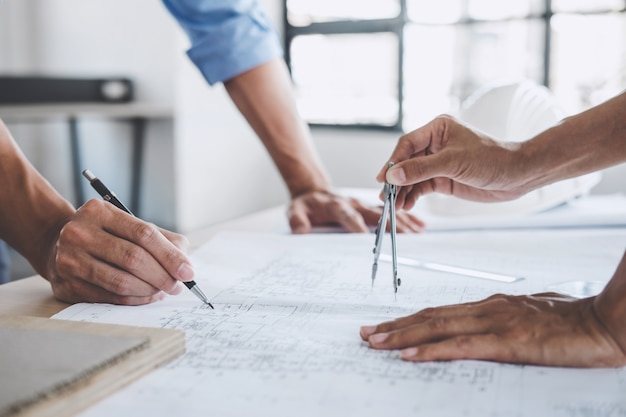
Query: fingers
[[159, 227, 191, 252], [395, 211, 425, 232], [99, 210, 194, 285], [376, 127, 432, 182], [355, 201, 425, 233], [360, 310, 434, 340], [360, 304, 527, 364], [50, 273, 168, 306], [52, 199, 192, 304], [328, 199, 370, 233], [377, 116, 452, 182], [399, 334, 512, 363], [55, 242, 173, 297], [360, 301, 488, 341], [287, 191, 370, 234], [386, 153, 451, 187], [374, 116, 456, 210], [287, 199, 313, 234], [360, 293, 626, 367], [394, 183, 436, 211], [288, 190, 426, 233], [365, 314, 498, 351]]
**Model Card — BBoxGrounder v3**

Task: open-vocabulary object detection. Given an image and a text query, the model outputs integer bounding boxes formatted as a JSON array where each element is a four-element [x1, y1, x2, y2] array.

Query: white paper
[[54, 230, 626, 417], [340, 189, 626, 231]]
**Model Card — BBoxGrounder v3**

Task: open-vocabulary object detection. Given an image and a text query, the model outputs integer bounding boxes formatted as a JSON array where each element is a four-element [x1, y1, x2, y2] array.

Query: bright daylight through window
[[284, 0, 626, 131]]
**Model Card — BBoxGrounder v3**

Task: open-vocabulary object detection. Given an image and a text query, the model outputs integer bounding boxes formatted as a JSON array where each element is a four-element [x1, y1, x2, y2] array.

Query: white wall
[[170, 0, 289, 233], [0, 0, 290, 233], [0, 0, 181, 228], [172, 54, 287, 233]]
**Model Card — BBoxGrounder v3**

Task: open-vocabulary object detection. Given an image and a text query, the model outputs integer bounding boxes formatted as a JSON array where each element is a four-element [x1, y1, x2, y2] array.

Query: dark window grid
[[283, 1, 626, 130], [285, 16, 407, 131]]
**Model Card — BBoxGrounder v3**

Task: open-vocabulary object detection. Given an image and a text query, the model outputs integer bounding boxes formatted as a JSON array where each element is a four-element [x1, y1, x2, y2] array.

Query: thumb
[[386, 153, 447, 186]]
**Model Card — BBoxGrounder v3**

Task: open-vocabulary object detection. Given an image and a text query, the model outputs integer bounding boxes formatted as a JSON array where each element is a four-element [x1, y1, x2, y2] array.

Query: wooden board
[[0, 316, 185, 417]]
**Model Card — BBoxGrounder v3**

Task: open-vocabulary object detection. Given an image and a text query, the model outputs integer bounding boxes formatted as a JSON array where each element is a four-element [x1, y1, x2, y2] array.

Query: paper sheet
[[54, 230, 626, 417], [418, 193, 626, 231], [342, 189, 626, 231]]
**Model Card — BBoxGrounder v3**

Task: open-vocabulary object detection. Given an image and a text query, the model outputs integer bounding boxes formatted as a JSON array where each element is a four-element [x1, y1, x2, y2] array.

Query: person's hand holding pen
[[0, 118, 201, 306], [47, 198, 194, 305]]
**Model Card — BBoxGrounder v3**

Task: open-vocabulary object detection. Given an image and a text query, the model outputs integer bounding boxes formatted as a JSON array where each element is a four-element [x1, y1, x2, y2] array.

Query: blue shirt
[[162, 0, 283, 85]]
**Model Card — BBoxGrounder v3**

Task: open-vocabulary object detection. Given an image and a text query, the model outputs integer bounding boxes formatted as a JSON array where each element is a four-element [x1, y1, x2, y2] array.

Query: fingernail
[[368, 332, 389, 345], [177, 263, 194, 281], [401, 347, 419, 359], [360, 325, 377, 339], [387, 168, 406, 184]]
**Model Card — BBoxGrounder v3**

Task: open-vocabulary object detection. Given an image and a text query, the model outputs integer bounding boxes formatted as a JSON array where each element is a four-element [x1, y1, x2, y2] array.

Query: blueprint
[[54, 230, 626, 417]]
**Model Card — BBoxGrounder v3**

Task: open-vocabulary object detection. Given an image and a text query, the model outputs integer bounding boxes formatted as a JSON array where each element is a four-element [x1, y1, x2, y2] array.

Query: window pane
[[408, 0, 545, 24], [404, 20, 544, 130], [287, 0, 400, 26], [552, 0, 625, 13], [467, 0, 545, 20], [550, 14, 626, 114], [407, 0, 463, 24], [290, 33, 399, 126]]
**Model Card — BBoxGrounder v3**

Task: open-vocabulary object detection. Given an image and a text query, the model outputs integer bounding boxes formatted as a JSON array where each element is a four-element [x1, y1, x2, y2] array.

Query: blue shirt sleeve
[[162, 0, 283, 85]]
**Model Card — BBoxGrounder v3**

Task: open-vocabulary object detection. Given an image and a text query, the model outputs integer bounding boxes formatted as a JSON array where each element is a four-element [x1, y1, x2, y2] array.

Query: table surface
[[0, 205, 287, 318]]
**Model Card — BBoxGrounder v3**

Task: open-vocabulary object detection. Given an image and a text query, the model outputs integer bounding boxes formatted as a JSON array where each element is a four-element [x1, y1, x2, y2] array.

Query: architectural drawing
[[55, 231, 626, 416]]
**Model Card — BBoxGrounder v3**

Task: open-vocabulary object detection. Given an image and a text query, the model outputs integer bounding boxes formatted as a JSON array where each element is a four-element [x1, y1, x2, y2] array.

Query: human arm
[[161, 0, 424, 233], [360, 251, 626, 368], [224, 58, 424, 233], [378, 92, 626, 210], [360, 92, 626, 367], [0, 120, 194, 305]]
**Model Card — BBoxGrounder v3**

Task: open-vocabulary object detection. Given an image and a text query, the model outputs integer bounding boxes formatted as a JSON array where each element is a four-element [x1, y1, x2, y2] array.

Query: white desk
[[0, 102, 172, 215]]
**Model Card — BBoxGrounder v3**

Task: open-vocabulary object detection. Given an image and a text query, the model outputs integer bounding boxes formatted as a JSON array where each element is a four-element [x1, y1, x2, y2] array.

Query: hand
[[360, 292, 626, 368], [47, 199, 194, 305], [376, 115, 530, 211], [287, 190, 425, 234]]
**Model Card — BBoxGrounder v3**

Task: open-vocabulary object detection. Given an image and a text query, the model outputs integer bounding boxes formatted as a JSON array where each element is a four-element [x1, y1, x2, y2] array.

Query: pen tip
[[207, 302, 214, 309]]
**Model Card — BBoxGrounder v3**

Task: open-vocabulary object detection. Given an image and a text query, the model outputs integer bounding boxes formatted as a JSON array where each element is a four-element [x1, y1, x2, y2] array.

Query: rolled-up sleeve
[[162, 0, 283, 85]]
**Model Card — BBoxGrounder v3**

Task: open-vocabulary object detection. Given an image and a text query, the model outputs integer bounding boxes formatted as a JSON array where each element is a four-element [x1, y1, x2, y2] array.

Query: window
[[284, 0, 626, 131]]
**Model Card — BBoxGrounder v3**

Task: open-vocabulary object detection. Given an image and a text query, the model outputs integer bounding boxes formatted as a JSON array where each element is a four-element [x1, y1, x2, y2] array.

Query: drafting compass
[[371, 163, 401, 295]]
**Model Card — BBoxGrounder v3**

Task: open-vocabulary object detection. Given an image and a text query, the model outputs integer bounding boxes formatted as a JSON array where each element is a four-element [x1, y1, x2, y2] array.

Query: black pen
[[82, 169, 214, 309]]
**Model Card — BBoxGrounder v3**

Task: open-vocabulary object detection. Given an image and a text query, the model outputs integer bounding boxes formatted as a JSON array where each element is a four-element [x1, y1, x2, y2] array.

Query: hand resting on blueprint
[[0, 118, 193, 306], [223, 58, 424, 235], [288, 189, 424, 234], [363, 92, 626, 367], [361, 270, 626, 367]]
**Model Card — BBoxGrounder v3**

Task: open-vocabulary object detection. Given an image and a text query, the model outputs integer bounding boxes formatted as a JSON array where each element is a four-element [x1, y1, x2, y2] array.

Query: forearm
[[520, 92, 626, 191], [224, 58, 332, 198], [0, 121, 74, 277]]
